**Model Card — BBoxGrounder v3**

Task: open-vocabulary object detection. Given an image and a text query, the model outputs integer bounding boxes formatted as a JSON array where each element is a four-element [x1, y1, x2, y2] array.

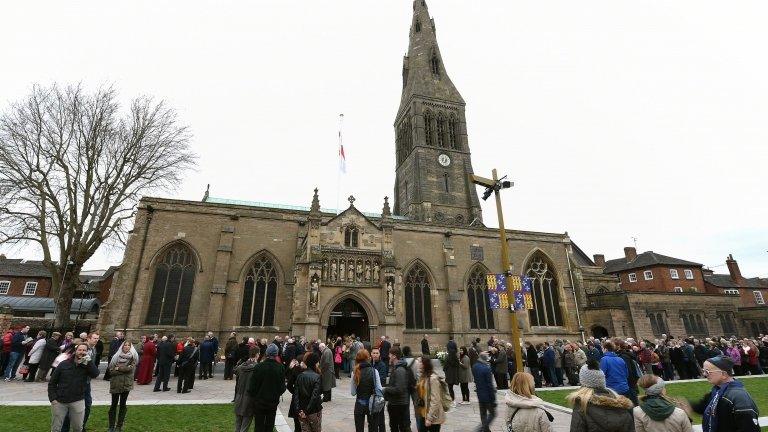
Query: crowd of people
[[2, 323, 767, 432]]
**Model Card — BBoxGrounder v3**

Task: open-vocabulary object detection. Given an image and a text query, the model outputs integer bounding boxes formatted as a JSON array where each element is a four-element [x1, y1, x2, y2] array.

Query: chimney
[[726, 254, 745, 284], [593, 254, 605, 267], [624, 247, 637, 263]]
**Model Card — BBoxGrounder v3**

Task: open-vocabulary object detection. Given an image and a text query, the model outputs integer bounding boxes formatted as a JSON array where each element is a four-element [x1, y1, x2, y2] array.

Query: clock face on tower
[[438, 154, 451, 167]]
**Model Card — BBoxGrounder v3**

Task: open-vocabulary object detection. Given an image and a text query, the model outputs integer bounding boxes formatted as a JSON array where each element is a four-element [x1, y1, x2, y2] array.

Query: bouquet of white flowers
[[436, 351, 448, 367]]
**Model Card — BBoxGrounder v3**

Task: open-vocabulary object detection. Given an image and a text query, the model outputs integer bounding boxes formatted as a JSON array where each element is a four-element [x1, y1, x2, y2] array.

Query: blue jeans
[[476, 402, 496, 432], [4, 352, 22, 379]]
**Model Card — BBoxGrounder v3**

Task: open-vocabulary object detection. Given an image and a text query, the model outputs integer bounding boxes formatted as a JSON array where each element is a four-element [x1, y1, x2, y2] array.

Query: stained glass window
[[467, 266, 495, 330], [526, 254, 564, 327], [240, 255, 278, 327], [405, 263, 432, 329]]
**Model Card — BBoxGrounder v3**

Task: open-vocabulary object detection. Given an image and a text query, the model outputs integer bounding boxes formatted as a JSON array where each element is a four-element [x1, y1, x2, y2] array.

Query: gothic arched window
[[405, 263, 433, 329], [145, 244, 197, 326], [448, 116, 459, 150], [467, 266, 495, 330], [436, 114, 445, 148], [240, 254, 278, 327], [344, 226, 359, 248], [424, 111, 434, 146], [525, 254, 564, 327], [431, 50, 440, 77]]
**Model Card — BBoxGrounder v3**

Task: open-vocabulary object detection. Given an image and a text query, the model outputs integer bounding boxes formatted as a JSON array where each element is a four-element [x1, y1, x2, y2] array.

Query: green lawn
[[0, 404, 273, 432], [537, 376, 768, 425]]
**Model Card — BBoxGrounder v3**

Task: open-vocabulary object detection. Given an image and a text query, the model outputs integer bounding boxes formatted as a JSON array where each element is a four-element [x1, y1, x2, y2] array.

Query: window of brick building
[[684, 269, 694, 279], [754, 291, 765, 305], [670, 269, 679, 279], [643, 270, 653, 280], [628, 273, 637, 283], [23, 281, 37, 296], [674, 287, 683, 293], [0, 281, 9, 295], [724, 289, 739, 295]]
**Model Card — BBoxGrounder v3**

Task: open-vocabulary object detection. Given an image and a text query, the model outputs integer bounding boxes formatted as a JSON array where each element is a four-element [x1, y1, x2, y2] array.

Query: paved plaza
[[0, 363, 572, 431]]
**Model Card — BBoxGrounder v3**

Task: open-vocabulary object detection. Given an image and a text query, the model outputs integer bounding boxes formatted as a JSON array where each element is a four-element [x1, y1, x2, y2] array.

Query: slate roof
[[570, 242, 596, 267], [603, 251, 702, 274], [0, 296, 99, 313], [704, 274, 765, 289], [0, 259, 51, 278]]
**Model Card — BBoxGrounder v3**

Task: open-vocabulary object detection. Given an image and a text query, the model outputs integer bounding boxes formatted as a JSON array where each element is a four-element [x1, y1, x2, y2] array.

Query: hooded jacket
[[504, 392, 552, 432], [384, 359, 411, 406], [569, 388, 635, 432], [632, 396, 692, 432]]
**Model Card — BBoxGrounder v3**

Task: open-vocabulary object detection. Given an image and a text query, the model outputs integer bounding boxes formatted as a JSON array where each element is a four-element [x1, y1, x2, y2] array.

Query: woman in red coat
[[136, 336, 157, 385]]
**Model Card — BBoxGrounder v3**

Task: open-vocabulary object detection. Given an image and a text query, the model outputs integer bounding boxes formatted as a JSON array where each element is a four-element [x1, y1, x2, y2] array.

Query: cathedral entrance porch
[[326, 298, 370, 343]]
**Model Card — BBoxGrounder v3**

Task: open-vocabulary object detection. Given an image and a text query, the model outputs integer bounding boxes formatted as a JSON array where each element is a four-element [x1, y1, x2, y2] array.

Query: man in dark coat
[[48, 343, 99, 432], [177, 340, 198, 393], [206, 331, 219, 377], [384, 347, 412, 432], [472, 352, 496, 432], [490, 345, 508, 390], [153, 336, 176, 392], [692, 356, 761, 432], [36, 332, 61, 382], [248, 344, 286, 432], [319, 343, 335, 402], [224, 332, 239, 380], [103, 331, 124, 380], [234, 347, 260, 431], [420, 334, 430, 357], [199, 336, 215, 379]]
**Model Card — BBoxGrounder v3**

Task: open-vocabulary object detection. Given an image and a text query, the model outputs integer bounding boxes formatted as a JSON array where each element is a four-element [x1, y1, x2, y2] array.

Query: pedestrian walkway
[[0, 364, 574, 431]]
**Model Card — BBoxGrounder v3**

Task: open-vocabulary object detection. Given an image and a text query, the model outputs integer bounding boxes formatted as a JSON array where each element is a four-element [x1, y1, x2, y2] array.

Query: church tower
[[393, 0, 483, 226]]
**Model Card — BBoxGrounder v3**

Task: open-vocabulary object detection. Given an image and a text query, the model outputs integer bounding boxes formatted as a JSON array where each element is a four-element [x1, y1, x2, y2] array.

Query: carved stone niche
[[384, 276, 396, 315], [309, 272, 320, 311], [320, 250, 382, 287]]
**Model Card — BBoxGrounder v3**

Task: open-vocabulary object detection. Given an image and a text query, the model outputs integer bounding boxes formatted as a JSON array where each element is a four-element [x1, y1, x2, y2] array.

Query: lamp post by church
[[470, 169, 523, 373]]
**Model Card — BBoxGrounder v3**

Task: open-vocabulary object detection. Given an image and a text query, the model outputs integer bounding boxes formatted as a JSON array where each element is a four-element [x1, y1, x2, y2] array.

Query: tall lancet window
[[436, 113, 445, 148], [145, 244, 197, 326], [431, 50, 440, 77], [467, 265, 495, 329], [404, 263, 433, 329], [415, 19, 421, 33], [448, 115, 459, 150], [240, 254, 278, 327], [424, 110, 434, 146], [525, 253, 564, 327]]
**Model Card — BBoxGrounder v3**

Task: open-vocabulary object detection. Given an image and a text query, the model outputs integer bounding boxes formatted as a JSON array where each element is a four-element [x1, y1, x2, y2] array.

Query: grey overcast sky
[[1, 1, 767, 276]]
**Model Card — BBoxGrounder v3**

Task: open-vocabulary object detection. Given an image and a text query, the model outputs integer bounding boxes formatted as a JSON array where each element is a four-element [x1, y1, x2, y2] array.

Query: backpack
[[402, 360, 417, 395]]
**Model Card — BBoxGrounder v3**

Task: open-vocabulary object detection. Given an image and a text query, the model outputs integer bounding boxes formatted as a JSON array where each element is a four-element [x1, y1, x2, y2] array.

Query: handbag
[[18, 364, 29, 375], [368, 368, 386, 414]]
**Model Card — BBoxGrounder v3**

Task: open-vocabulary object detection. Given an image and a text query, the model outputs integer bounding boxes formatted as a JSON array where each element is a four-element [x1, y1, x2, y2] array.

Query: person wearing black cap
[[248, 343, 286, 432], [692, 356, 760, 432]]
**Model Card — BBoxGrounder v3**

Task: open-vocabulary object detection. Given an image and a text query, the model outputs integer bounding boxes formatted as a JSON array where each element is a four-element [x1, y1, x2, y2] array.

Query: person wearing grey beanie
[[566, 360, 634, 432]]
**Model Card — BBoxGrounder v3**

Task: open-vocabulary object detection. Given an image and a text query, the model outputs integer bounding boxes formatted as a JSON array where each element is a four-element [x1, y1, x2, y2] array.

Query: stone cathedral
[[99, 1, 615, 347]]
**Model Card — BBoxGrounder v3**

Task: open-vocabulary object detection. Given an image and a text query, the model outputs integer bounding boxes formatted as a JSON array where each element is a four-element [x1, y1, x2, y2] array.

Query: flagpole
[[336, 113, 344, 214]]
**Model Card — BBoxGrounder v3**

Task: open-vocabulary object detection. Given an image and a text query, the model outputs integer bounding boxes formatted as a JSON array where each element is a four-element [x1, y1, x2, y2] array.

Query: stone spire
[[397, 0, 464, 117], [310, 188, 321, 214], [382, 196, 392, 217]]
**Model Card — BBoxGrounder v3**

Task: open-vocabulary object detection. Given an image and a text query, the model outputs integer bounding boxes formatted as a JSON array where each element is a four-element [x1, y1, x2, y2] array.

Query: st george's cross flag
[[338, 131, 347, 174]]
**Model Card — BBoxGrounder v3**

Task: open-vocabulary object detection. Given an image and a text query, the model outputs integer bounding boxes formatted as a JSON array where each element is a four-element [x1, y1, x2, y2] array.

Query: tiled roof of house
[[704, 274, 765, 289], [0, 259, 51, 278], [603, 251, 702, 274]]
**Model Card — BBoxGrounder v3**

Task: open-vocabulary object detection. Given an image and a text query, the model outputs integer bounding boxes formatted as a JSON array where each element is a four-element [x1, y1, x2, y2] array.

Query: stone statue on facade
[[386, 279, 395, 313], [330, 260, 337, 281], [309, 275, 319, 309], [373, 262, 380, 282], [348, 263, 355, 281], [364, 262, 371, 282], [322, 260, 328, 280], [356, 261, 363, 281], [339, 260, 345, 281]]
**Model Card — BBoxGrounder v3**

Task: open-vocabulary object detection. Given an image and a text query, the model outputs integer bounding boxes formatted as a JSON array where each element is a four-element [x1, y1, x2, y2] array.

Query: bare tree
[[0, 84, 196, 328]]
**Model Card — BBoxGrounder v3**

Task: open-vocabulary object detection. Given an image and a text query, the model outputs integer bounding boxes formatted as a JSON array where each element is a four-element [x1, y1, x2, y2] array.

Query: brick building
[[582, 248, 766, 340], [0, 255, 117, 320]]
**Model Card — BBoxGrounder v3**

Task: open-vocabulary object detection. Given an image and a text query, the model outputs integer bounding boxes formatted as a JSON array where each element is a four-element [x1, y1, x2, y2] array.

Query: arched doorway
[[591, 325, 609, 339], [327, 298, 370, 342]]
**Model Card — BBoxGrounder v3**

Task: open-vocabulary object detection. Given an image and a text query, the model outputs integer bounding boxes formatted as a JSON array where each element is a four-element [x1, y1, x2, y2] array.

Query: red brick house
[[600, 247, 706, 294], [704, 254, 768, 336], [0, 255, 118, 320]]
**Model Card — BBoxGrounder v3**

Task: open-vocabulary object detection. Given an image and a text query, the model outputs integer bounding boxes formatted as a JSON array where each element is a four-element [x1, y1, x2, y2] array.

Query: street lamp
[[470, 169, 523, 373]]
